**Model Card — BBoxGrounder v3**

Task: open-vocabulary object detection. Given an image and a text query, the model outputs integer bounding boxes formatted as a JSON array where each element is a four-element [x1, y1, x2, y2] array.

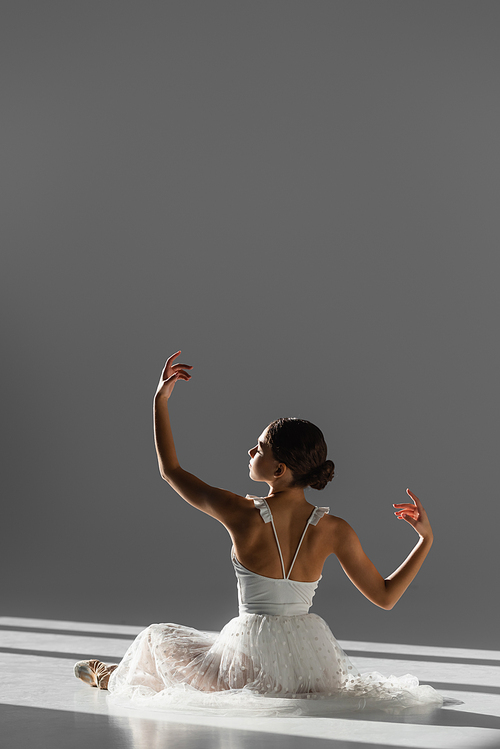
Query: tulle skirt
[[107, 613, 444, 716]]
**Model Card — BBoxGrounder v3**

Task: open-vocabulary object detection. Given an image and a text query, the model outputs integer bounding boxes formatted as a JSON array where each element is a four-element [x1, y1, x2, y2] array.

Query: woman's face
[[248, 428, 279, 483]]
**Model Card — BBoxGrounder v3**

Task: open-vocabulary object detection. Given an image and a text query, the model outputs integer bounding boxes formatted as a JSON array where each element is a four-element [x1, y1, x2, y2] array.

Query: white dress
[[107, 497, 444, 716]]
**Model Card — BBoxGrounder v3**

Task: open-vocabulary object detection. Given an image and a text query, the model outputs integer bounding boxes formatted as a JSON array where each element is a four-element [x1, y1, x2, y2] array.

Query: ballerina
[[74, 351, 443, 714]]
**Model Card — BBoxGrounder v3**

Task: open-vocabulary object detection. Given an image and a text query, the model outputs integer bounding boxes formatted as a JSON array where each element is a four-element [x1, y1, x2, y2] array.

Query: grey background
[[2, 1, 499, 649]]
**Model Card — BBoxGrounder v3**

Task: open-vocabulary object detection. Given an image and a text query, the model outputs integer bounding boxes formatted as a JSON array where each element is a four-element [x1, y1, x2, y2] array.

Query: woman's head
[[262, 417, 334, 491]]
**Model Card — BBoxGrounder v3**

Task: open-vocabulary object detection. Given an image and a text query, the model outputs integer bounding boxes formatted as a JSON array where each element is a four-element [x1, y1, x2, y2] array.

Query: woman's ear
[[275, 463, 286, 478]]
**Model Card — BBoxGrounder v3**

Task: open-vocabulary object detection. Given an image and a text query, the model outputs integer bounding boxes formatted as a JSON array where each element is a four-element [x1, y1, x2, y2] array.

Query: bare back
[[229, 496, 340, 583]]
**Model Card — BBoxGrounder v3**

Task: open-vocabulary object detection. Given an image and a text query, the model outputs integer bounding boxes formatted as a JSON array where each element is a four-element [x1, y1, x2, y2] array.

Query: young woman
[[74, 351, 443, 714]]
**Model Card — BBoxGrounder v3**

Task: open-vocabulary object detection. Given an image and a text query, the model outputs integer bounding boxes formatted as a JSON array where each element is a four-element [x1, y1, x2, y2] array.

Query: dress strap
[[248, 497, 330, 580], [248, 496, 273, 524], [257, 499, 287, 577], [309, 506, 330, 526], [286, 506, 329, 578]]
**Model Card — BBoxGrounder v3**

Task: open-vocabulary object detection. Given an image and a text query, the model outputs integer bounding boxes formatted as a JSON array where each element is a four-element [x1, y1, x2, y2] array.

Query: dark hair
[[264, 418, 335, 491]]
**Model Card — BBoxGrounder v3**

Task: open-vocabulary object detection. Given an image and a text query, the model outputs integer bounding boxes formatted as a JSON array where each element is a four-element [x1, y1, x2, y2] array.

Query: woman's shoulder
[[322, 512, 345, 524], [223, 493, 266, 520], [317, 514, 364, 558], [316, 512, 353, 542], [323, 513, 355, 532]]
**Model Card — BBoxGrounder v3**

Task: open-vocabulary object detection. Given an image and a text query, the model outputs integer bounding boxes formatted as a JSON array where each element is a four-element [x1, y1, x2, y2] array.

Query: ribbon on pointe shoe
[[74, 660, 118, 689]]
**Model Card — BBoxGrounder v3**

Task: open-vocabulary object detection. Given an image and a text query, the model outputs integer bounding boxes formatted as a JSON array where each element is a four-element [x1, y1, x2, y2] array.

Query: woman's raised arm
[[332, 490, 434, 610], [153, 352, 248, 524], [153, 351, 193, 476]]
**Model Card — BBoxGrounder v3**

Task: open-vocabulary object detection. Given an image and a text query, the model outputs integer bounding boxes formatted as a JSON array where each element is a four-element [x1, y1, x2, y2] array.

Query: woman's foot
[[74, 660, 118, 690]]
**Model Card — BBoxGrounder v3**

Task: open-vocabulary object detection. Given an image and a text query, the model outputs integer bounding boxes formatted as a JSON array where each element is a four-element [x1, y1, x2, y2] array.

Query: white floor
[[1, 617, 499, 749]]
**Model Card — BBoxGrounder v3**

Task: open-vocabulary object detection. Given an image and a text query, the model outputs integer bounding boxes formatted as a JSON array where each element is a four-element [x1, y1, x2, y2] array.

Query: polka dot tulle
[[107, 613, 443, 716]]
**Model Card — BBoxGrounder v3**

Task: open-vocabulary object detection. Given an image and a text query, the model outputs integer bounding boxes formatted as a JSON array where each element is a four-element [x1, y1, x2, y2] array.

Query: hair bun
[[264, 418, 334, 492], [307, 460, 335, 490]]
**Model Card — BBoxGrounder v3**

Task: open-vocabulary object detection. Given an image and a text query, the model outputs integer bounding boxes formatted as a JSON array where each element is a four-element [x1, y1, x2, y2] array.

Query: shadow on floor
[[0, 624, 136, 640], [342, 704, 500, 732], [3, 700, 500, 749], [344, 649, 500, 668], [0, 702, 420, 749]]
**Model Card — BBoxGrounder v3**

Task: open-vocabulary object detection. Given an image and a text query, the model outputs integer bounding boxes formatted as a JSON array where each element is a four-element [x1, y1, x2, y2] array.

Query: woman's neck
[[265, 485, 307, 504]]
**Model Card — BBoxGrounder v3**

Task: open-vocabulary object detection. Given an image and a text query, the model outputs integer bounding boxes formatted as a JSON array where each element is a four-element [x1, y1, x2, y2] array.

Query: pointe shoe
[[74, 659, 118, 690]]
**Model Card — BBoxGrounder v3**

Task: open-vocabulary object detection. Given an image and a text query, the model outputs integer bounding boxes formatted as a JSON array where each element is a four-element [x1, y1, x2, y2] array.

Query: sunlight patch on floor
[[1, 617, 499, 749]]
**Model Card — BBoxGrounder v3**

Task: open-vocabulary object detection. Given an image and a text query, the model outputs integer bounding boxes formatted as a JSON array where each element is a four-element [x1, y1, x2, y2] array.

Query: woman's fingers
[[166, 371, 190, 382], [393, 489, 432, 539], [172, 363, 193, 371], [395, 507, 418, 517], [161, 352, 193, 380], [394, 490, 422, 509], [394, 493, 420, 521], [394, 504, 419, 512], [406, 488, 422, 506], [155, 352, 193, 400], [163, 351, 180, 371]]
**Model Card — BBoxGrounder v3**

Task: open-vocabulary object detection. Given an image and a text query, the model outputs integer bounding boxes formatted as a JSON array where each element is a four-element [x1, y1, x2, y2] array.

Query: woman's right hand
[[393, 489, 433, 541], [155, 350, 193, 400]]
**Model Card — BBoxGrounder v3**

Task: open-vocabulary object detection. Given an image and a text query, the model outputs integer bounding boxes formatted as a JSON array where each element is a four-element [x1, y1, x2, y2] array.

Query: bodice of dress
[[231, 496, 330, 616]]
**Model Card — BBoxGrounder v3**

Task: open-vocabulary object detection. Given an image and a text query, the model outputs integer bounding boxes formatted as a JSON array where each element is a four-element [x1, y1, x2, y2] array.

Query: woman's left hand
[[393, 489, 433, 541], [155, 350, 193, 400]]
